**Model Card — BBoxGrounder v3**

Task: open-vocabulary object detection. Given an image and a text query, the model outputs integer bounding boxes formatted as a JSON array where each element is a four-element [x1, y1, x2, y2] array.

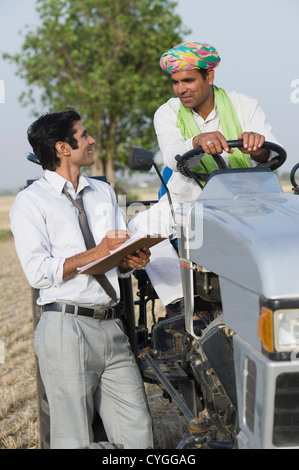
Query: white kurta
[[154, 91, 279, 203], [128, 90, 279, 306]]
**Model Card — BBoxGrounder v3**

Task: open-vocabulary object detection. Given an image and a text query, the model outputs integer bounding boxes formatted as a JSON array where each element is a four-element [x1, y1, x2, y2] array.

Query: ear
[[55, 141, 71, 156], [207, 69, 215, 86]]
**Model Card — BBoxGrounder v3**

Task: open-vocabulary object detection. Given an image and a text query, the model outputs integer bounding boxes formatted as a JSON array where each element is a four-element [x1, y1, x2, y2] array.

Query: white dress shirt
[[154, 90, 279, 203], [10, 170, 127, 307]]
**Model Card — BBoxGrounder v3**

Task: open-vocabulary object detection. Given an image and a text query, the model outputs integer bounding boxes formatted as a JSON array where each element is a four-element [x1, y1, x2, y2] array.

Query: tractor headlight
[[258, 304, 299, 355], [274, 309, 299, 352]]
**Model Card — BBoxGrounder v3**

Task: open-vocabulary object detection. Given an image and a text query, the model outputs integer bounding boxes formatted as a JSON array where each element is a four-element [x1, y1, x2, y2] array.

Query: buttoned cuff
[[117, 267, 134, 279]]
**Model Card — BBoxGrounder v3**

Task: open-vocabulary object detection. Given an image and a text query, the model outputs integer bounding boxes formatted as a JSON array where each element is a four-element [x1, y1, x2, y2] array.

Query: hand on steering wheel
[[176, 139, 287, 186], [192, 131, 233, 156], [237, 132, 269, 162], [193, 131, 269, 163]]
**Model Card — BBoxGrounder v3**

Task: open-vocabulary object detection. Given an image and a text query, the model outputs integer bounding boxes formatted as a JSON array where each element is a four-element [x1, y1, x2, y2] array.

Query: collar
[[191, 105, 217, 123], [44, 170, 92, 198]]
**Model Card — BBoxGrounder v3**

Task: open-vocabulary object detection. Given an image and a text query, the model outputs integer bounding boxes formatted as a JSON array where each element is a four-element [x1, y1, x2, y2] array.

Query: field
[[0, 194, 187, 449], [0, 180, 293, 449], [0, 196, 38, 448]]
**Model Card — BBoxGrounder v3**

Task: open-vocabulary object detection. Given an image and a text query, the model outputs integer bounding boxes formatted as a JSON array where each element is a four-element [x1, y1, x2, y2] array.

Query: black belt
[[43, 302, 117, 320]]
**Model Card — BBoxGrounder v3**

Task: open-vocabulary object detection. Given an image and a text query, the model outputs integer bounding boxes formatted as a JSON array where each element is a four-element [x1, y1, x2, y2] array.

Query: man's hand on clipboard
[[102, 230, 151, 272], [101, 230, 133, 255], [78, 230, 166, 276], [119, 246, 151, 273]]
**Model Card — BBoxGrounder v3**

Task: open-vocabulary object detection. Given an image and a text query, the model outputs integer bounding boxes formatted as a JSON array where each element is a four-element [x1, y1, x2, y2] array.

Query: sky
[[0, 0, 298, 191]]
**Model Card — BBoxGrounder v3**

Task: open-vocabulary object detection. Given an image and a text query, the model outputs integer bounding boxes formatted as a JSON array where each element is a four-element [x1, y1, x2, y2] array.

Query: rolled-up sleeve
[[10, 193, 65, 289]]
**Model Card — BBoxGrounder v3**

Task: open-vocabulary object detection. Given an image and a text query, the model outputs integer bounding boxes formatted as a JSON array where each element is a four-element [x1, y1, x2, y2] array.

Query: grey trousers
[[34, 311, 153, 449]]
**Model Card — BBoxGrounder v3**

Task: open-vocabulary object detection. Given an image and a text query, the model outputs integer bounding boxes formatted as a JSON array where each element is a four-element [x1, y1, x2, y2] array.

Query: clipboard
[[78, 233, 166, 275]]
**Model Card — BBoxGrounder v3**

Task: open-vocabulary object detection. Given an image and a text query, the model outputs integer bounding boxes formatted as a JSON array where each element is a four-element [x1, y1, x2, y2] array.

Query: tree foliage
[[4, 0, 188, 185]]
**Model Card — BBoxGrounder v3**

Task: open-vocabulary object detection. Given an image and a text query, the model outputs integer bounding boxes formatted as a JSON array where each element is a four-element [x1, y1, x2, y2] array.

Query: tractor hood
[[184, 168, 299, 300]]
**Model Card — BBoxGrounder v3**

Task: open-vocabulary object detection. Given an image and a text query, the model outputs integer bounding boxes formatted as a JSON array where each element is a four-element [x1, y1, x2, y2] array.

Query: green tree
[[4, 0, 189, 187]]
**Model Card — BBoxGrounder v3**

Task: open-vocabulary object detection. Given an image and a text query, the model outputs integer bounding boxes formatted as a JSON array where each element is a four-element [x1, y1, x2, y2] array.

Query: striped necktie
[[63, 189, 118, 303]]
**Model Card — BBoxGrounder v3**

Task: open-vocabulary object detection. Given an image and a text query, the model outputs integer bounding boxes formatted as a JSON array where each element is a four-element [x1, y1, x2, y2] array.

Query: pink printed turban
[[160, 42, 221, 74]]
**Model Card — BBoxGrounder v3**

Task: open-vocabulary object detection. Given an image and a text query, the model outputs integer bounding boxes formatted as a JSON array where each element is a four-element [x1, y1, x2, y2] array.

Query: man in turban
[[128, 41, 279, 316]]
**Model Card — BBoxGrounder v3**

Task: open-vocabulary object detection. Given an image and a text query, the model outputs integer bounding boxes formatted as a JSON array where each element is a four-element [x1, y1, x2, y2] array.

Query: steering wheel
[[290, 163, 299, 188], [175, 140, 287, 188]]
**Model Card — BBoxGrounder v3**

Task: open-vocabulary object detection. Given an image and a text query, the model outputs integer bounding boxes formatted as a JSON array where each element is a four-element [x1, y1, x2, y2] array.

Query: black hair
[[27, 108, 81, 170], [197, 68, 209, 80]]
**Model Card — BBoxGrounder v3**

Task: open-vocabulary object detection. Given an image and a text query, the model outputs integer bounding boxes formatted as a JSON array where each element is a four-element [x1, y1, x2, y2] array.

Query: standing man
[[128, 41, 279, 316], [10, 109, 153, 449]]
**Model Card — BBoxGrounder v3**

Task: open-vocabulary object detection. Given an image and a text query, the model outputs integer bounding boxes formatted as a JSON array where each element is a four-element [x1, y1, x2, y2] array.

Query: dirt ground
[[0, 196, 38, 448], [0, 195, 186, 449]]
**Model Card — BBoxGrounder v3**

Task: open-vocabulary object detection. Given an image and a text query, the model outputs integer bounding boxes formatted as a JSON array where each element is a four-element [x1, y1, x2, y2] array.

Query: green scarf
[[176, 85, 251, 177]]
